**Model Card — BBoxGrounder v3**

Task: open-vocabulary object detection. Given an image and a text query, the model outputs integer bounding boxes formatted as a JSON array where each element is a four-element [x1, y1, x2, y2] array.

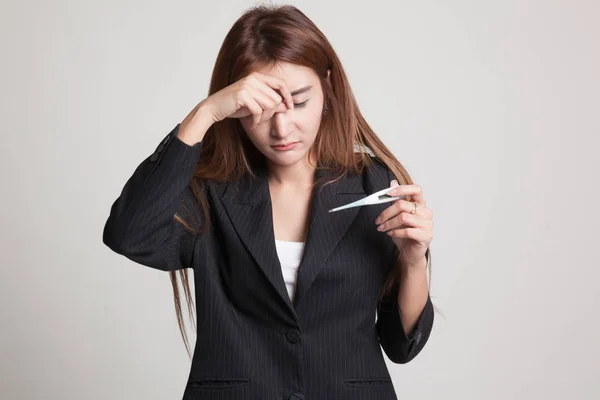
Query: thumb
[[390, 179, 399, 187]]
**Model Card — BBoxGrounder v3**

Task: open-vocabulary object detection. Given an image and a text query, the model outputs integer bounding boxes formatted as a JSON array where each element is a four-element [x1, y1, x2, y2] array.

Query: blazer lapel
[[293, 167, 366, 308], [220, 163, 367, 318]]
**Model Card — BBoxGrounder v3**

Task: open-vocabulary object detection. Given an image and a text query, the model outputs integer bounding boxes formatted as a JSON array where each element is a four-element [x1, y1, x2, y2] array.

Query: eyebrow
[[290, 85, 312, 96]]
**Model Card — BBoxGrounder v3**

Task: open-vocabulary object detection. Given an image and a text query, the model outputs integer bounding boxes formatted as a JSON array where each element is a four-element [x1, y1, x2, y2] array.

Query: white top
[[274, 239, 305, 301]]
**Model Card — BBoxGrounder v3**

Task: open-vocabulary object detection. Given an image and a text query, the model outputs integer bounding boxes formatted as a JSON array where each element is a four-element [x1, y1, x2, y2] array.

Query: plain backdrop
[[1, 0, 599, 399]]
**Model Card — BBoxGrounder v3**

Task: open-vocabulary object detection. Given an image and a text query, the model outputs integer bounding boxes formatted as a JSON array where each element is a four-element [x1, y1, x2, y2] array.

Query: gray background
[[1, 0, 599, 399]]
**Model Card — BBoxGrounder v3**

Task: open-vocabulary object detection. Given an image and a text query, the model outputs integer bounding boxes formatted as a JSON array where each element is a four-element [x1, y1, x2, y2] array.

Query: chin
[[264, 149, 306, 166]]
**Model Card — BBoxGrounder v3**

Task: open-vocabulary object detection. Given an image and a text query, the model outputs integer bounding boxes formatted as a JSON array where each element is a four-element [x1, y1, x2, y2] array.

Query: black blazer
[[103, 123, 434, 400]]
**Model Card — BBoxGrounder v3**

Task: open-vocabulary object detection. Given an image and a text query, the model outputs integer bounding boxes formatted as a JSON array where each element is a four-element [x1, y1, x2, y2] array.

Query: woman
[[103, 4, 434, 400]]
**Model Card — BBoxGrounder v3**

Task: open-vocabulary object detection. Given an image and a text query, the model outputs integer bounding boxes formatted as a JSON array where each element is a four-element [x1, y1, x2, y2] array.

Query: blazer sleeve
[[102, 123, 203, 271], [376, 258, 435, 364], [375, 166, 435, 364]]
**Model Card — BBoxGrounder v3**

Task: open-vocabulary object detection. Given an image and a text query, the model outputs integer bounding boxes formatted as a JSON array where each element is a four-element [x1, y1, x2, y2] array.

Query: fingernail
[[377, 225, 384, 231]]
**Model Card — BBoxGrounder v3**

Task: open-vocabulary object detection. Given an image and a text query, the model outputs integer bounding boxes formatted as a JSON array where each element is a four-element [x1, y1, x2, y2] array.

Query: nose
[[270, 107, 293, 138]]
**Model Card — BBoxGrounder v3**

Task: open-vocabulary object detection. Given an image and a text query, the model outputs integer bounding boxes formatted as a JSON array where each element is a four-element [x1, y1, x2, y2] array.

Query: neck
[[266, 158, 317, 189]]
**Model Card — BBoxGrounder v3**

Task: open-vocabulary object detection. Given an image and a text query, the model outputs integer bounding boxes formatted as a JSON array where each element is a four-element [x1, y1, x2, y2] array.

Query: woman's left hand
[[375, 180, 433, 268]]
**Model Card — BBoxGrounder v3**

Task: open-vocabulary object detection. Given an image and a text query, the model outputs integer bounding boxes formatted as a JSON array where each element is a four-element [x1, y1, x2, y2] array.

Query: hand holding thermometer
[[328, 187, 405, 213]]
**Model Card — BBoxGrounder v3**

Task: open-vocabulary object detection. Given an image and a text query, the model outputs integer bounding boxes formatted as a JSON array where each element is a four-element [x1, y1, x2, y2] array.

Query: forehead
[[254, 61, 317, 89]]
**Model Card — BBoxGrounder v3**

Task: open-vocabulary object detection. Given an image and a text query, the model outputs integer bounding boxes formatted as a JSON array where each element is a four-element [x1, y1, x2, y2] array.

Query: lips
[[272, 141, 299, 151], [273, 142, 298, 147]]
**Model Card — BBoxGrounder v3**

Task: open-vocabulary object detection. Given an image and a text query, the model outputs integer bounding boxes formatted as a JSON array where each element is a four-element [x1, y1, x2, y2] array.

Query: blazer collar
[[220, 163, 368, 321]]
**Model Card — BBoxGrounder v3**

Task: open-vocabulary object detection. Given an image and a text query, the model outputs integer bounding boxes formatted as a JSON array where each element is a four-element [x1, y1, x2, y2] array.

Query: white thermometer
[[329, 187, 404, 213]]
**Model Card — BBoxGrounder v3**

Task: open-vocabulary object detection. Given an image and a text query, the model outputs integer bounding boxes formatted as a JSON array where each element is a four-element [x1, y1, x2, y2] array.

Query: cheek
[[306, 111, 324, 136], [240, 119, 266, 141], [254, 133, 279, 152], [240, 117, 255, 135], [297, 106, 323, 132]]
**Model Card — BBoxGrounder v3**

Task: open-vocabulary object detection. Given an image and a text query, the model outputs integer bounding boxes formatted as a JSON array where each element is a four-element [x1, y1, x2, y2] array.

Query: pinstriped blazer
[[103, 123, 434, 400]]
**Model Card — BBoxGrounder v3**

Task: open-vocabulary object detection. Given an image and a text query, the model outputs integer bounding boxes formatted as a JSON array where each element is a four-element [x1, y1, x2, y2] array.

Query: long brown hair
[[169, 4, 432, 358]]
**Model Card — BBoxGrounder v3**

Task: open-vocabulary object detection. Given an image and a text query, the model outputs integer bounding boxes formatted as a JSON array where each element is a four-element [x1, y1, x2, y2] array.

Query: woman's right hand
[[178, 72, 295, 146]]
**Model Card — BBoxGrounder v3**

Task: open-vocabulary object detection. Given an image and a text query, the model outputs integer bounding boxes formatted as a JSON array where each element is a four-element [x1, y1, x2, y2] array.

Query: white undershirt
[[274, 239, 305, 301]]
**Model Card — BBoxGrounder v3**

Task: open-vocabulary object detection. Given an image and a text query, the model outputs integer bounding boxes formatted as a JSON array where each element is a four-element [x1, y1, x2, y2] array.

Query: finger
[[257, 73, 294, 110], [240, 90, 264, 126], [248, 80, 287, 119], [247, 87, 280, 123], [248, 77, 284, 104], [378, 212, 431, 232], [386, 184, 426, 206], [376, 199, 425, 225], [386, 227, 429, 241]]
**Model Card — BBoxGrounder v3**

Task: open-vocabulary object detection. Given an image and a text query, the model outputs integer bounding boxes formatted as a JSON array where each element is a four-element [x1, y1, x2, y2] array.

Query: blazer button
[[286, 329, 300, 343], [156, 143, 165, 153], [289, 393, 304, 400], [150, 152, 159, 162]]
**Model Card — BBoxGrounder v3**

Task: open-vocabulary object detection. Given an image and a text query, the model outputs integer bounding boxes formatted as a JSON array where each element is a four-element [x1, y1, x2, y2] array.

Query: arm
[[376, 250, 434, 364], [102, 123, 204, 271], [376, 253, 434, 364], [376, 166, 435, 363], [397, 255, 430, 336]]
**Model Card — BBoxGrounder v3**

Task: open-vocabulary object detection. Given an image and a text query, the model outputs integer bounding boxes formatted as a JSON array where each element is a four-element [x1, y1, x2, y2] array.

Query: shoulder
[[362, 154, 394, 191], [353, 143, 393, 183]]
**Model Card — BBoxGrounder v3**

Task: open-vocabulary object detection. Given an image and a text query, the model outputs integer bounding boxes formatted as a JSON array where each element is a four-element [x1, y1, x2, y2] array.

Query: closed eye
[[294, 100, 309, 108]]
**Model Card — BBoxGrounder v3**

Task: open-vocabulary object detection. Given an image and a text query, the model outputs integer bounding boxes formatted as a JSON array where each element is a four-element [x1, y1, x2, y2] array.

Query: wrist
[[178, 101, 215, 146], [196, 99, 217, 125], [401, 256, 428, 271]]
